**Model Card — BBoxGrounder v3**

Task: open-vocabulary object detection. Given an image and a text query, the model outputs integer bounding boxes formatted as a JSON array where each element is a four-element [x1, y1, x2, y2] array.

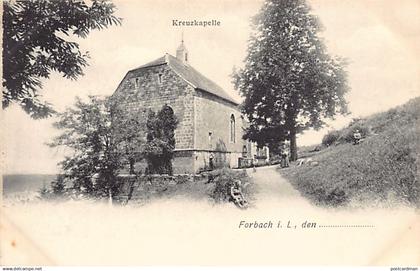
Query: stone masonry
[[111, 42, 258, 173]]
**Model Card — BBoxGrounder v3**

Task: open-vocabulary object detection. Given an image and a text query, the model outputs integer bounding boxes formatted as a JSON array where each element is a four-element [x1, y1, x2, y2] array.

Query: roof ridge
[[129, 53, 240, 105], [166, 55, 198, 90], [166, 54, 239, 105], [130, 55, 167, 71]]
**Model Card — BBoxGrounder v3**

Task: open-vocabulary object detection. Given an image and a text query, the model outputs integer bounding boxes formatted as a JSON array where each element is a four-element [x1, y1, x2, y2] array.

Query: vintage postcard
[[1, 0, 419, 268]]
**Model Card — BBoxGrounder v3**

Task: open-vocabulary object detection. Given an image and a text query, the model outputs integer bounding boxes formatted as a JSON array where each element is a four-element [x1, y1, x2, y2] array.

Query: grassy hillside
[[282, 97, 419, 207]]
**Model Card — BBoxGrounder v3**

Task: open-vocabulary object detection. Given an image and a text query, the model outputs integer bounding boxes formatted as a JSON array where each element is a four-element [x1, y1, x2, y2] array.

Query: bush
[[51, 174, 67, 195], [340, 122, 371, 143], [322, 130, 340, 146], [39, 179, 66, 201], [209, 168, 254, 204], [143, 105, 178, 175], [308, 186, 349, 207], [38, 184, 51, 199]]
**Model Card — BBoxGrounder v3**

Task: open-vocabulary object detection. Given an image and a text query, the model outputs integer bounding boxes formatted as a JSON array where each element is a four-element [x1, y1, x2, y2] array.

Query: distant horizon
[[3, 173, 57, 176]]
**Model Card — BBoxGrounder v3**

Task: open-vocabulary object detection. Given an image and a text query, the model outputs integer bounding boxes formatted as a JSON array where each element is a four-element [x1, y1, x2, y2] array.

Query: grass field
[[281, 97, 419, 208]]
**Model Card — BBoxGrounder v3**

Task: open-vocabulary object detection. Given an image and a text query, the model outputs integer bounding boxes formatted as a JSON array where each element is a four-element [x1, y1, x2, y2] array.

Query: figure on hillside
[[230, 180, 248, 209], [353, 129, 362, 145]]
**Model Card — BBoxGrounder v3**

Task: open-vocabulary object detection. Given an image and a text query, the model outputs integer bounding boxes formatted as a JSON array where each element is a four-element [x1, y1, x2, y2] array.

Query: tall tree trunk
[[290, 128, 298, 161], [129, 158, 135, 174], [108, 188, 113, 206]]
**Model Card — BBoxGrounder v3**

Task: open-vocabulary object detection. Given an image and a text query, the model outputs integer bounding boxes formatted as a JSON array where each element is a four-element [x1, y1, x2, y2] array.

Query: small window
[[135, 78, 140, 89], [185, 53, 188, 62], [158, 74, 163, 84]]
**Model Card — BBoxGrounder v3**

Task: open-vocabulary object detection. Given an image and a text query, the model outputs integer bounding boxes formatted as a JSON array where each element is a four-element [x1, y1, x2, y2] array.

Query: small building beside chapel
[[111, 41, 268, 174]]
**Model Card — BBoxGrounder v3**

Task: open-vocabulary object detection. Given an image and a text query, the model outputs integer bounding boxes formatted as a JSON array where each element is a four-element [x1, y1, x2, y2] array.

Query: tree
[[49, 96, 120, 197], [142, 105, 178, 175], [110, 97, 145, 175], [51, 174, 67, 196], [233, 0, 349, 160], [2, 0, 121, 119], [50, 96, 145, 197]]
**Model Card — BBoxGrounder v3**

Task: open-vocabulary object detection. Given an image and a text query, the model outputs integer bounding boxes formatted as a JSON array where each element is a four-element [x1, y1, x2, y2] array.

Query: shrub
[[325, 187, 349, 206], [143, 105, 178, 175], [322, 130, 340, 146], [340, 122, 371, 143], [210, 168, 254, 204], [51, 174, 67, 195], [39, 181, 64, 200], [38, 184, 51, 199], [310, 145, 322, 152]]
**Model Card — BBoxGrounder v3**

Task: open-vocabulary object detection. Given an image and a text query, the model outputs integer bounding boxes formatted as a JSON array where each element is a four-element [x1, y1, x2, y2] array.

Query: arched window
[[230, 114, 235, 143], [162, 104, 174, 116]]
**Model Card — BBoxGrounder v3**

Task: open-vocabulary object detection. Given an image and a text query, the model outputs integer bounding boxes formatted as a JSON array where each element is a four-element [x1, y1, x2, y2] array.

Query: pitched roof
[[134, 55, 167, 69], [130, 54, 239, 105]]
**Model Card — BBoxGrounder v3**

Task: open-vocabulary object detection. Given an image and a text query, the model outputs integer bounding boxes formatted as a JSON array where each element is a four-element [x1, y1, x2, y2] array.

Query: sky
[[2, 0, 420, 174]]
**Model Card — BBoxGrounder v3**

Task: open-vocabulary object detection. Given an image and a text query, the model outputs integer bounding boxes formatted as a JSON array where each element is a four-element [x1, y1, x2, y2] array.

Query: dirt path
[[242, 165, 315, 212], [251, 165, 301, 200]]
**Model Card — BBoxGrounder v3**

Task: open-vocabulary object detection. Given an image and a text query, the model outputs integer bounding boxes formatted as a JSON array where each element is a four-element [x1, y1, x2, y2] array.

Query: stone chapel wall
[[112, 64, 195, 150]]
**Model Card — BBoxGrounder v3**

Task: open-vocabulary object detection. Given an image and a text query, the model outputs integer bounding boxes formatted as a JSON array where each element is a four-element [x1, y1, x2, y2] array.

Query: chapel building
[[111, 41, 268, 174]]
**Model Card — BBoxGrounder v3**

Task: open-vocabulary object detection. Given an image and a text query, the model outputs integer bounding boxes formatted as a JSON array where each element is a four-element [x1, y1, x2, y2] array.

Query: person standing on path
[[281, 147, 290, 168]]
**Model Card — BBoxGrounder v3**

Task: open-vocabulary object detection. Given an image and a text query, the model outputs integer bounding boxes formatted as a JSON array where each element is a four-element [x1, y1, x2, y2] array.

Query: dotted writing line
[[319, 225, 375, 228]]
